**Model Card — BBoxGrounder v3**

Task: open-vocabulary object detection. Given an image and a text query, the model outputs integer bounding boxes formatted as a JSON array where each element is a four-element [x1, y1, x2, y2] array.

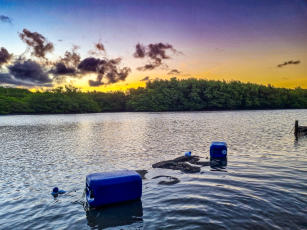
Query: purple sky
[[0, 0, 306, 89]]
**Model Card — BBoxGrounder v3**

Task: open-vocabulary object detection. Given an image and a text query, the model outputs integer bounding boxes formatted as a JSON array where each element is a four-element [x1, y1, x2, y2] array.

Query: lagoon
[[0, 110, 306, 229]]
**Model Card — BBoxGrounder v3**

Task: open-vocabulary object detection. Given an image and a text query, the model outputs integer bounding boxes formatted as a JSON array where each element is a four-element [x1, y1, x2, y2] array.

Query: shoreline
[[1, 108, 306, 116]]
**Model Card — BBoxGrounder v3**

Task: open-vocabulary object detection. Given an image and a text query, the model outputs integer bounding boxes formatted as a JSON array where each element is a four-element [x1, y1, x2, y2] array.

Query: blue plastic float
[[86, 170, 142, 208], [51, 187, 66, 197], [210, 142, 227, 158]]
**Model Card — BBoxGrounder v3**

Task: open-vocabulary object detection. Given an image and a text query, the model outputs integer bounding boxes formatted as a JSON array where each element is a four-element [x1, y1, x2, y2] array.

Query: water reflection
[[294, 135, 307, 148], [1, 111, 307, 229], [86, 200, 143, 229], [210, 157, 227, 170]]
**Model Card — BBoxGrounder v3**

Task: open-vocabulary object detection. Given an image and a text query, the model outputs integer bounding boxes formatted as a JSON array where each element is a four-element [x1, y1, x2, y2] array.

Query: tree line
[[0, 78, 306, 114]]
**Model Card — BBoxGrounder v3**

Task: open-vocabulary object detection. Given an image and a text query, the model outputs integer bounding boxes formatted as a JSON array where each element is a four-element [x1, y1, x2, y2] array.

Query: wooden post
[[295, 120, 299, 138]]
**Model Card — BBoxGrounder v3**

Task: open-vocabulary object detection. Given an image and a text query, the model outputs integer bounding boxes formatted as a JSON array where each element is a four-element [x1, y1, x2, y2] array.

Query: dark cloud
[[109, 57, 122, 65], [0, 31, 132, 87], [134, 43, 146, 58], [50, 47, 81, 76], [0, 47, 12, 67], [137, 63, 157, 71], [79, 57, 130, 86], [95, 42, 105, 52], [0, 15, 12, 24], [167, 69, 181, 75], [0, 73, 42, 86], [277, 60, 301, 68], [141, 76, 150, 81], [105, 66, 130, 84], [78, 57, 104, 72], [50, 63, 76, 75], [5, 59, 53, 86], [89, 42, 106, 56], [134, 42, 179, 71], [62, 47, 81, 66], [147, 43, 176, 60], [19, 29, 54, 58]]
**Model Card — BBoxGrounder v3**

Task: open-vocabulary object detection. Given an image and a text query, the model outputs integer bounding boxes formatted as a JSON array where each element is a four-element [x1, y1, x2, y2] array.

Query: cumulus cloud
[[277, 60, 301, 68], [78, 57, 130, 86], [62, 47, 81, 66], [134, 43, 146, 58], [19, 29, 54, 58], [0, 59, 53, 86], [134, 42, 179, 71], [0, 73, 37, 86], [106, 66, 130, 84], [51, 47, 81, 76], [147, 43, 176, 60], [0, 15, 12, 24], [51, 46, 130, 86], [50, 63, 76, 76], [78, 57, 103, 72], [8, 59, 52, 85], [0, 47, 12, 67], [0, 31, 132, 87], [167, 69, 181, 75]]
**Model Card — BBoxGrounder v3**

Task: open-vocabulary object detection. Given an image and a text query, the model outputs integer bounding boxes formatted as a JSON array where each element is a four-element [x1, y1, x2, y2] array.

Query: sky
[[0, 0, 306, 91]]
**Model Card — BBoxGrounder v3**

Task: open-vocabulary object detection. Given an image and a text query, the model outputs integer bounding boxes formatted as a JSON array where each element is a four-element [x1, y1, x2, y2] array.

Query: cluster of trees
[[0, 78, 306, 114]]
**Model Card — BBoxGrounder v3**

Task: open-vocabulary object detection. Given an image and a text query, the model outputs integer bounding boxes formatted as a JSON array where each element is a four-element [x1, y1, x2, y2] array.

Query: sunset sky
[[0, 0, 306, 91]]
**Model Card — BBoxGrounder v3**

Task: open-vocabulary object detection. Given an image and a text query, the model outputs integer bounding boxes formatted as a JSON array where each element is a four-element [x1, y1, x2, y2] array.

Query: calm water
[[0, 110, 306, 230]]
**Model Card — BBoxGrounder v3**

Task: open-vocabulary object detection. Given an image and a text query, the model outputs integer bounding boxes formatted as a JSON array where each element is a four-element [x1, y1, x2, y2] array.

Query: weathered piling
[[295, 120, 307, 138], [295, 120, 299, 138]]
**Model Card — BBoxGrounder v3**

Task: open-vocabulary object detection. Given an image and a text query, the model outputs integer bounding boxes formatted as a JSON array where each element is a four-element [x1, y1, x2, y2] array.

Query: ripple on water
[[0, 110, 307, 229]]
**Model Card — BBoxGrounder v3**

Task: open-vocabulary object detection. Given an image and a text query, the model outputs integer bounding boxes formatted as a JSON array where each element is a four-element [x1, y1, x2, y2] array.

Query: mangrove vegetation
[[0, 78, 306, 114]]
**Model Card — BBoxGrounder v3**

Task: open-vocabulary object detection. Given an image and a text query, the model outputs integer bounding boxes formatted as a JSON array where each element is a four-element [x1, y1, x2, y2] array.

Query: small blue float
[[51, 187, 66, 197], [210, 142, 227, 158], [185, 151, 191, 157], [86, 170, 142, 208]]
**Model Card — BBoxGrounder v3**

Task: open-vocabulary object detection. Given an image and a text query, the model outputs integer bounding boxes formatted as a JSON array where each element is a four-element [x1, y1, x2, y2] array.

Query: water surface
[[0, 110, 306, 229]]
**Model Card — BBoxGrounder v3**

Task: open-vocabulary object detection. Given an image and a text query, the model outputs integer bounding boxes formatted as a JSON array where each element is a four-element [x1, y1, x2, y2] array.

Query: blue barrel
[[86, 170, 142, 208], [210, 142, 227, 158]]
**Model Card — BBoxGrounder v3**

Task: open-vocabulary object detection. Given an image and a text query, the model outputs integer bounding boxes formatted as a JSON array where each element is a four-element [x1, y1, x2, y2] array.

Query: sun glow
[[75, 81, 147, 92]]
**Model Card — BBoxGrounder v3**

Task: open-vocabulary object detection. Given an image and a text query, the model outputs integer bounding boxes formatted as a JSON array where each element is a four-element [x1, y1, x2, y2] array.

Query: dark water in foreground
[[0, 110, 306, 230]]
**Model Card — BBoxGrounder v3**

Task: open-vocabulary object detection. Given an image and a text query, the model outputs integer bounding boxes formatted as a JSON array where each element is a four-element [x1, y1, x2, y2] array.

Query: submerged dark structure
[[152, 142, 228, 173], [152, 155, 210, 173], [152, 175, 180, 185], [294, 120, 307, 138]]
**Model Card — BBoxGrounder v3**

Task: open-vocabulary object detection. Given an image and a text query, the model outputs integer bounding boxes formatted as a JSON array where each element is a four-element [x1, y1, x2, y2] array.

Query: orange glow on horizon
[[80, 81, 147, 92], [28, 75, 306, 94]]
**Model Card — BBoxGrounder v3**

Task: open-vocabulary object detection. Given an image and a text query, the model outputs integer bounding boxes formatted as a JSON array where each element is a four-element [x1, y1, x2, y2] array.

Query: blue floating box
[[86, 170, 142, 208], [210, 142, 227, 158]]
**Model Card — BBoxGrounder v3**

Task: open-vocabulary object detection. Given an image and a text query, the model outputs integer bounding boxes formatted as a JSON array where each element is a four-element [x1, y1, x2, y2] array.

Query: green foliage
[[0, 87, 31, 98], [90, 91, 126, 112], [127, 78, 307, 111], [0, 78, 306, 114], [0, 87, 31, 114], [0, 96, 30, 114]]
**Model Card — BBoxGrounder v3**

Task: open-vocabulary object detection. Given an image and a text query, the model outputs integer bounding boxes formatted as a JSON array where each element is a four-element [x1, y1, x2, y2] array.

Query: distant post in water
[[295, 120, 299, 138]]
